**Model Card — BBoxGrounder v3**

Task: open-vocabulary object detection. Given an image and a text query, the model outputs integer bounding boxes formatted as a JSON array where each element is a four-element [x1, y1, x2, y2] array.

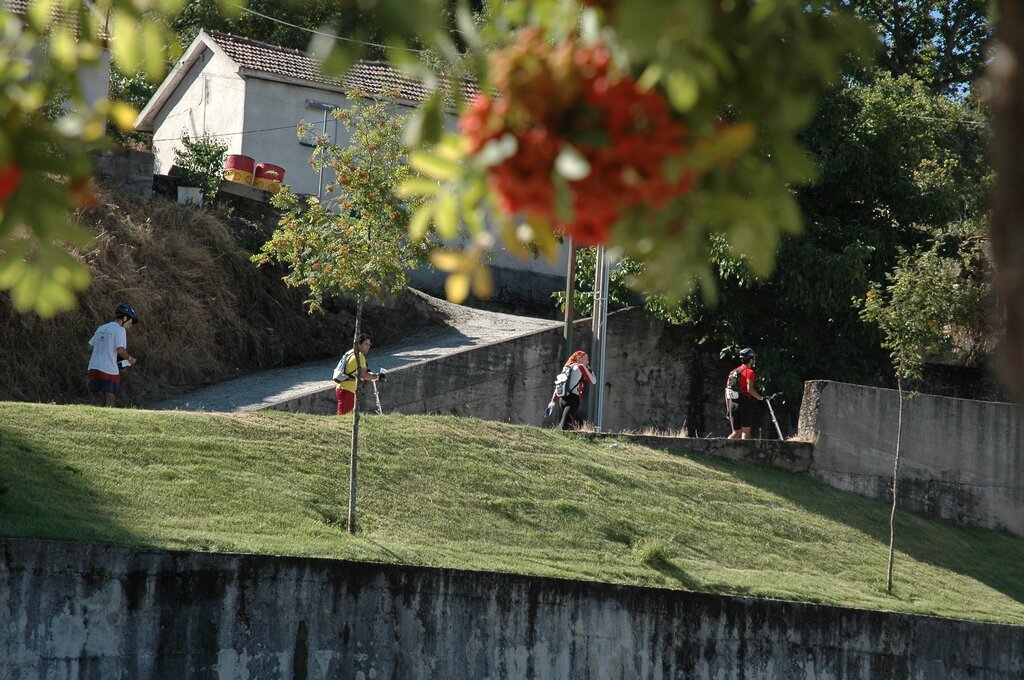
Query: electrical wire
[[232, 2, 425, 54]]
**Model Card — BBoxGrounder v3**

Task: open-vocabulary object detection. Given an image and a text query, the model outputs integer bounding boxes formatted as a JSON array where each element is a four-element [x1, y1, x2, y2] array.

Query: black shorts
[[736, 396, 756, 428]]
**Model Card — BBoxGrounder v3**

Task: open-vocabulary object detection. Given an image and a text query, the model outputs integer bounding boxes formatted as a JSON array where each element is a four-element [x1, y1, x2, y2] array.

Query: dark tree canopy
[[836, 0, 994, 95]]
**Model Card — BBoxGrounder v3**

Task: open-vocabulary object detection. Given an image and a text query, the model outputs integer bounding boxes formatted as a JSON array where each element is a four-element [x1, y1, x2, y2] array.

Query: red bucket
[[223, 154, 255, 184], [254, 162, 285, 193]]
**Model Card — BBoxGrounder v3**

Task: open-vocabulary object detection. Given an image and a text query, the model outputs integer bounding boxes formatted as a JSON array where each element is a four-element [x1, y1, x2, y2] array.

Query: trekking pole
[[370, 367, 388, 415], [765, 392, 784, 440], [371, 380, 383, 415]]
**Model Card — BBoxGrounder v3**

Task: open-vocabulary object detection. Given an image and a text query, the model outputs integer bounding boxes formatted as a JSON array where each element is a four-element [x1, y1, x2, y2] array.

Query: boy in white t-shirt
[[87, 303, 139, 406]]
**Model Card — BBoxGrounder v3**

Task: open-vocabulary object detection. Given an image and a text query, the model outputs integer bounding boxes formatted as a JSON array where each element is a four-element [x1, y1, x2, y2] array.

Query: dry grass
[[0, 189, 445, 405]]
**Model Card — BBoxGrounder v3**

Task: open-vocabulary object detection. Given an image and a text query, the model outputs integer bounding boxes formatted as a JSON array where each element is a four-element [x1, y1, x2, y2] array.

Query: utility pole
[[589, 246, 610, 431], [306, 100, 334, 200], [562, 238, 576, 362]]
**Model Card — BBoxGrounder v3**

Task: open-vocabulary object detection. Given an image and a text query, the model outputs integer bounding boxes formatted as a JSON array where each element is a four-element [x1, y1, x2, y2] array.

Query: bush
[[174, 132, 228, 204]]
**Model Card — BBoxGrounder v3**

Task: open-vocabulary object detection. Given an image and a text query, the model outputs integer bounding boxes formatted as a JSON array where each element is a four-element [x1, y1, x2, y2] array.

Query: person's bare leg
[[104, 392, 117, 407]]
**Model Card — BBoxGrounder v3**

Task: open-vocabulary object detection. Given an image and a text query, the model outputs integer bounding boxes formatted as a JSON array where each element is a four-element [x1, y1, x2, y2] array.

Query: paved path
[[152, 294, 561, 412]]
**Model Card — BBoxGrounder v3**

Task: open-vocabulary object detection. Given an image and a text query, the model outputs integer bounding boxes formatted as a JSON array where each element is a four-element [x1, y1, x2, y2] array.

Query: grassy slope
[[1, 402, 1022, 624]]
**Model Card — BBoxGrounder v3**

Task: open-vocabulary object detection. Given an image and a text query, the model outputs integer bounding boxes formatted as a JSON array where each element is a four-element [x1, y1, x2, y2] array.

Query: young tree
[[255, 92, 428, 533], [857, 240, 991, 593]]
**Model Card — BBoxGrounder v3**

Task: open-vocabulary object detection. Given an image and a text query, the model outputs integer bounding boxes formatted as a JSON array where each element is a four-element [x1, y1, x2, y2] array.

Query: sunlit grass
[[1, 402, 1023, 624]]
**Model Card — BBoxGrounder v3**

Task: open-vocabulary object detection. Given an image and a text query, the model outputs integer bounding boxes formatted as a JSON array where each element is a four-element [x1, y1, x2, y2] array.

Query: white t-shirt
[[88, 321, 127, 375]]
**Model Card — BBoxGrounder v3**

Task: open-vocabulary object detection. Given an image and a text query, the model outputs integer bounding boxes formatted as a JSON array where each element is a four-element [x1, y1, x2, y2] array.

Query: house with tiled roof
[[135, 29, 455, 198], [136, 29, 568, 305]]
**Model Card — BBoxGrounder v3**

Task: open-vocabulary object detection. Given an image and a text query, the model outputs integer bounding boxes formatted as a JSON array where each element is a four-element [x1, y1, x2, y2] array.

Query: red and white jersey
[[565, 362, 596, 397]]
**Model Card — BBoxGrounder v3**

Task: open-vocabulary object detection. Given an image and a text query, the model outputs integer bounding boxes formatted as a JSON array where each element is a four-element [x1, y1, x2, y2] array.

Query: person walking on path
[[333, 333, 382, 415], [726, 347, 765, 439], [87, 303, 139, 407], [547, 350, 597, 431]]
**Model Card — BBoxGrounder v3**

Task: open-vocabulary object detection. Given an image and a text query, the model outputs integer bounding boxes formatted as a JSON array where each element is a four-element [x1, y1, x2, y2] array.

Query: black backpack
[[725, 367, 742, 400]]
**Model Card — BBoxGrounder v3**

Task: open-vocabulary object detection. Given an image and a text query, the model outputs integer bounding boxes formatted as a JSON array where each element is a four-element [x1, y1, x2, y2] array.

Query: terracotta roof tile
[[206, 30, 478, 105]]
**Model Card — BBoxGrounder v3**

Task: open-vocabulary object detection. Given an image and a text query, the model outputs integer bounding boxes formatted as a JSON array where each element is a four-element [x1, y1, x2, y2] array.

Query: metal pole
[[589, 246, 604, 420], [562, 238, 576, 362], [595, 249, 610, 432], [317, 108, 328, 199]]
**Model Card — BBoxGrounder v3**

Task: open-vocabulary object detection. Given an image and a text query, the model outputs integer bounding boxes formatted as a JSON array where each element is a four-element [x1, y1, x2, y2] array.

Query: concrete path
[[152, 294, 561, 412]]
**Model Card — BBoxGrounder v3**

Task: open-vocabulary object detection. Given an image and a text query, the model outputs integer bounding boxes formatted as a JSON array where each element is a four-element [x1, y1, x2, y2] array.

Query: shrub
[[174, 132, 228, 204]]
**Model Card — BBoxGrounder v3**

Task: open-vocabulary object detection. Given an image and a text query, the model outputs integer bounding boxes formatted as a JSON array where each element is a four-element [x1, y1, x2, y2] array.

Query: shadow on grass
[[679, 450, 1024, 607], [0, 425, 140, 547], [649, 557, 702, 591]]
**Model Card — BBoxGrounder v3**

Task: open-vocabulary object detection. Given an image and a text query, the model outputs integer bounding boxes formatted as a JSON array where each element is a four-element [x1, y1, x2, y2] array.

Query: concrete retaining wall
[[269, 308, 719, 434], [584, 433, 813, 474], [799, 380, 1024, 536], [3, 538, 1022, 679]]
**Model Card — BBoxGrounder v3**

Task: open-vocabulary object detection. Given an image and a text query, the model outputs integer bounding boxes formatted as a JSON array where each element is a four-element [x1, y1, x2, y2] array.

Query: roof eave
[[134, 30, 237, 131], [237, 67, 422, 111]]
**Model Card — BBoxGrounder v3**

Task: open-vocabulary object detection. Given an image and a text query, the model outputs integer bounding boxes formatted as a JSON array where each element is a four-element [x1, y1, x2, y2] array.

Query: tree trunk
[[886, 377, 904, 594], [347, 298, 364, 535], [991, 1, 1024, 394]]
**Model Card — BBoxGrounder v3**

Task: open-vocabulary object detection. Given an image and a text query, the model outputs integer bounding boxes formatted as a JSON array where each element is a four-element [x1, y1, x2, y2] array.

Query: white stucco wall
[[149, 47, 246, 174], [239, 77, 358, 197]]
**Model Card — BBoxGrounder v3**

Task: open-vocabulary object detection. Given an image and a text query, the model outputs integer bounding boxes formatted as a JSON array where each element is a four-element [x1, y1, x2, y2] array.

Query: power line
[[233, 3, 425, 54], [152, 123, 303, 143]]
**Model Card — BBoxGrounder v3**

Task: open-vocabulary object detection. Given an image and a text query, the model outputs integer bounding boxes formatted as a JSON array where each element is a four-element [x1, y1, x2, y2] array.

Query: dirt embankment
[[0, 190, 446, 406]]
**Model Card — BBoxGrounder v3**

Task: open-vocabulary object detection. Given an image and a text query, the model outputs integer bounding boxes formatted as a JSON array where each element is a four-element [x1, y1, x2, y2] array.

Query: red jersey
[[736, 365, 756, 397]]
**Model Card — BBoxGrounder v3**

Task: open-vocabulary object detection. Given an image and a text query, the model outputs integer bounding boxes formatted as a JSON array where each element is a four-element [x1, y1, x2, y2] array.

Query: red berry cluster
[[0, 163, 23, 206], [459, 34, 693, 246]]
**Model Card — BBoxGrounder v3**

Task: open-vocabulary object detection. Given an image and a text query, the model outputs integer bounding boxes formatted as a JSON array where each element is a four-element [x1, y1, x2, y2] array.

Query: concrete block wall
[[799, 380, 1024, 536], [93, 149, 154, 197], [269, 308, 707, 434], [4, 538, 1022, 680]]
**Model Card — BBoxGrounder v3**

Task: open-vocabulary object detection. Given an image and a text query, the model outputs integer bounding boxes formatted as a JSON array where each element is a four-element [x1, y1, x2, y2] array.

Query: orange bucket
[[223, 154, 255, 185], [254, 162, 285, 193]]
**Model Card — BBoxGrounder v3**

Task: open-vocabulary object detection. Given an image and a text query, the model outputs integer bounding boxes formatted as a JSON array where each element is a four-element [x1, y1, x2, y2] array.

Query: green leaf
[[398, 178, 442, 198], [666, 70, 700, 112], [409, 204, 434, 241], [434, 192, 458, 238], [141, 21, 168, 82], [410, 151, 459, 180], [405, 93, 444, 147], [109, 10, 141, 72]]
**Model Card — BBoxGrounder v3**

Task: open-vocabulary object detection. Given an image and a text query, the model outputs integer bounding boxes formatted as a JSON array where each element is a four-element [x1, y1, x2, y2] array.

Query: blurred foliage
[[399, 0, 877, 304], [254, 93, 431, 312]]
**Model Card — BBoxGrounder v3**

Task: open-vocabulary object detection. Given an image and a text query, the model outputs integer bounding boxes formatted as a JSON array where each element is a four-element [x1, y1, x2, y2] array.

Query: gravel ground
[[151, 292, 561, 412]]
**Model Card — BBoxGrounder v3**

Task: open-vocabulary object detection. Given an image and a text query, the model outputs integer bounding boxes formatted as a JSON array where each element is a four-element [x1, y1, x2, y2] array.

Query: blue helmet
[[739, 347, 755, 361], [115, 303, 139, 325]]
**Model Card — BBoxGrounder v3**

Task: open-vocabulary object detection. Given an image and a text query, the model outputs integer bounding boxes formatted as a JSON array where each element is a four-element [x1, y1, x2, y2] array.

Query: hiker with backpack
[[546, 350, 597, 431], [725, 347, 765, 439], [333, 333, 382, 415]]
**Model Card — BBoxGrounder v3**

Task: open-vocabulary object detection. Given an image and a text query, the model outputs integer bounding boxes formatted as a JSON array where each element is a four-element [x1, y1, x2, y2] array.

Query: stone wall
[[268, 308, 728, 435], [93, 149, 154, 197], [799, 380, 1024, 536], [3, 538, 1020, 680]]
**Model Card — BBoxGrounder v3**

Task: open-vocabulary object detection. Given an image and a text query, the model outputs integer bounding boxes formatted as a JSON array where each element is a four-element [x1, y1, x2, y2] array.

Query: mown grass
[[2, 402, 1023, 624]]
